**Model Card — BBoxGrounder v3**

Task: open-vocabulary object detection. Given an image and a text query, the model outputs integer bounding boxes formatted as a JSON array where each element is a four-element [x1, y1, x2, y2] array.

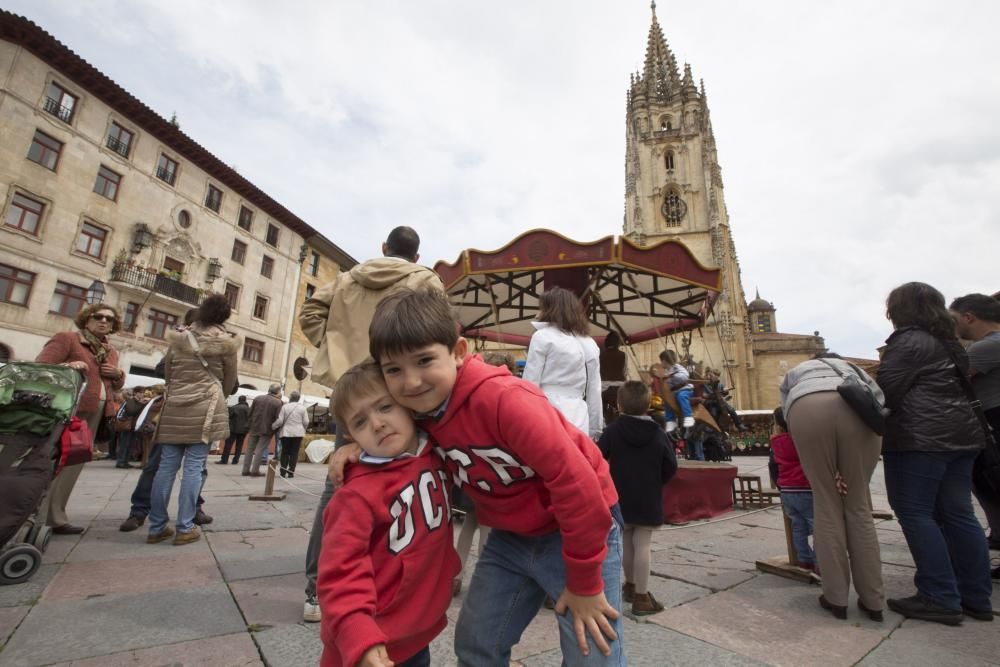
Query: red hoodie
[[770, 432, 811, 492], [318, 443, 460, 667], [421, 356, 619, 595]]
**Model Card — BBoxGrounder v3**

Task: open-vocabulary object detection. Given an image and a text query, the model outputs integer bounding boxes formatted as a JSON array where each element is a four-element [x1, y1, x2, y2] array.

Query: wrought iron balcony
[[43, 96, 73, 123], [155, 166, 176, 185], [106, 135, 130, 157], [110, 261, 200, 306]]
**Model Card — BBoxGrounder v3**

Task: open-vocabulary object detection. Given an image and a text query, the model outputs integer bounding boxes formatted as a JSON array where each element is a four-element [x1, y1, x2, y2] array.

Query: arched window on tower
[[660, 115, 673, 131], [660, 190, 687, 227], [665, 150, 675, 171]]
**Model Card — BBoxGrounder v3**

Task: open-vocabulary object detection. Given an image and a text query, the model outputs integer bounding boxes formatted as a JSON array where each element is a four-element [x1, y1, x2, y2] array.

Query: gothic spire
[[642, 1, 681, 99]]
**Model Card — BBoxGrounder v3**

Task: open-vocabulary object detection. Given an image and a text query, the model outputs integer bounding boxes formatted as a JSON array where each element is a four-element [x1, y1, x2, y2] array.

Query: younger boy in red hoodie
[[770, 406, 815, 570], [318, 361, 459, 667], [345, 288, 625, 666]]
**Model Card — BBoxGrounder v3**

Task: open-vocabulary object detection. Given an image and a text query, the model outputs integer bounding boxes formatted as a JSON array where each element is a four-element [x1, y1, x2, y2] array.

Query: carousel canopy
[[433, 229, 722, 346]]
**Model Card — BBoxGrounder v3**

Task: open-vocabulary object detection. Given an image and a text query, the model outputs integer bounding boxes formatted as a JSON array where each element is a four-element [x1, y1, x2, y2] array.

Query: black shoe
[[214, 460, 229, 465], [115, 463, 133, 469], [819, 595, 847, 620], [288, 472, 294, 479], [961, 605, 994, 621], [988, 538, 1000, 551], [858, 599, 884, 622], [193, 510, 213, 525], [887, 595, 963, 626], [51, 524, 86, 535], [992, 565, 1000, 581]]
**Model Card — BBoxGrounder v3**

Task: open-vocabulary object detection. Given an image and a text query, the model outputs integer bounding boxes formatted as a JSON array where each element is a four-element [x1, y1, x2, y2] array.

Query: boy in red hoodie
[[350, 288, 625, 667], [318, 361, 459, 667], [770, 406, 815, 570]]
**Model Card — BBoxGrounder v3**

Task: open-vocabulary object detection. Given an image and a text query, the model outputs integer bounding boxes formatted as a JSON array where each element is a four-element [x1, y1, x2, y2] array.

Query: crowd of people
[[27, 224, 998, 664]]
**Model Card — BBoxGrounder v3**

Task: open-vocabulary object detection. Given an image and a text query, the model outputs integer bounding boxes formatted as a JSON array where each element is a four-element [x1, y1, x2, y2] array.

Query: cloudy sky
[[7, 0, 999, 357]]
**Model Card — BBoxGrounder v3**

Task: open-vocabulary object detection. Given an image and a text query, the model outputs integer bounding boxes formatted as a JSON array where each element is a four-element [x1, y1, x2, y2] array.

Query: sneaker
[[173, 527, 202, 546], [887, 595, 963, 626], [193, 510, 213, 525], [146, 527, 175, 544], [666, 421, 678, 432], [623, 582, 636, 604], [631, 592, 665, 616], [119, 515, 145, 532], [304, 596, 322, 622], [682, 416, 695, 428]]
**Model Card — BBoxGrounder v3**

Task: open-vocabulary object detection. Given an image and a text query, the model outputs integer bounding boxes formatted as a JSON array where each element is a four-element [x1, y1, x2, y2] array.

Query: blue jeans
[[781, 491, 815, 564], [116, 431, 135, 466], [685, 435, 704, 461], [454, 506, 626, 667], [665, 387, 693, 421], [149, 443, 210, 534], [883, 450, 993, 611], [397, 647, 429, 667], [130, 443, 206, 519]]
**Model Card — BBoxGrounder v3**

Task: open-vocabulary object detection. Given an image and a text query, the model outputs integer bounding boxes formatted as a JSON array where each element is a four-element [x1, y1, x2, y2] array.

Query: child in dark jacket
[[598, 381, 678, 615], [770, 407, 815, 569]]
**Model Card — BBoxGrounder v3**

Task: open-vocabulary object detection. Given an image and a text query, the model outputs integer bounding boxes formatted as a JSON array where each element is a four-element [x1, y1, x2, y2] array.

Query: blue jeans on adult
[[149, 443, 210, 534], [685, 435, 705, 461], [130, 443, 206, 519], [454, 506, 626, 667], [883, 450, 993, 612], [780, 491, 815, 564]]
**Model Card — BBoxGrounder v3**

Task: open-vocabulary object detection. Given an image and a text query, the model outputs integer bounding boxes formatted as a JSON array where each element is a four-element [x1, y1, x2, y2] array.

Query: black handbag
[[820, 360, 888, 435]]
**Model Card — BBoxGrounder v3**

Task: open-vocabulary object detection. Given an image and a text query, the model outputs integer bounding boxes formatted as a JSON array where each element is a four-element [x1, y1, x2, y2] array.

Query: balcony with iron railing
[[110, 261, 200, 305], [106, 135, 130, 157], [43, 96, 73, 123]]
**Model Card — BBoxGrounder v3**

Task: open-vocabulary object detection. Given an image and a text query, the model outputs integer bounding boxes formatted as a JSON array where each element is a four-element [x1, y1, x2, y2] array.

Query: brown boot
[[173, 527, 202, 546], [146, 527, 175, 544], [631, 592, 665, 616], [623, 582, 636, 603]]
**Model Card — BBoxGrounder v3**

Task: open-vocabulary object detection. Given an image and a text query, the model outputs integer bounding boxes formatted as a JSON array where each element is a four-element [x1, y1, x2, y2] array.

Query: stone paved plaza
[[1, 456, 997, 666]]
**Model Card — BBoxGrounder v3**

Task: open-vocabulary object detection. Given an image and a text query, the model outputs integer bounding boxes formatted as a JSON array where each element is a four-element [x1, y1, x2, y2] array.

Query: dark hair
[[385, 226, 420, 261], [949, 293, 1000, 323], [74, 303, 122, 333], [197, 294, 231, 326], [604, 331, 622, 349], [370, 289, 459, 361], [237, 395, 247, 403], [660, 349, 678, 365], [183, 308, 198, 326], [618, 380, 651, 415], [773, 406, 787, 430], [538, 287, 589, 336], [332, 361, 391, 435], [886, 282, 956, 340]]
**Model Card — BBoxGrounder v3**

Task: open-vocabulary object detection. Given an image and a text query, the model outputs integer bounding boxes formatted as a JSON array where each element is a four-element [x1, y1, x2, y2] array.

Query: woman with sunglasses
[[36, 303, 126, 535]]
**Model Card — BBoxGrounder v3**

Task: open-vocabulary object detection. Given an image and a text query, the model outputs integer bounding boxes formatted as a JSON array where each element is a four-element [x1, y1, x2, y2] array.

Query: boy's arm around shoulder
[[495, 384, 612, 595], [317, 486, 388, 667]]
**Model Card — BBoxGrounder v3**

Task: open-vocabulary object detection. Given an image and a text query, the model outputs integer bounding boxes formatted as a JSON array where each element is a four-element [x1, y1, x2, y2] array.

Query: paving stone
[[41, 533, 81, 564], [0, 583, 246, 665], [857, 638, 995, 667], [888, 616, 1000, 663], [876, 541, 916, 569], [67, 521, 213, 563], [0, 605, 29, 647], [519, 619, 768, 666], [44, 550, 222, 600], [47, 632, 263, 666], [200, 506, 303, 532], [673, 526, 792, 564], [630, 574, 711, 614], [650, 574, 896, 666], [208, 528, 309, 581], [428, 619, 458, 666], [511, 606, 562, 660], [253, 622, 322, 667], [229, 573, 307, 626], [649, 546, 758, 591], [0, 564, 58, 608]]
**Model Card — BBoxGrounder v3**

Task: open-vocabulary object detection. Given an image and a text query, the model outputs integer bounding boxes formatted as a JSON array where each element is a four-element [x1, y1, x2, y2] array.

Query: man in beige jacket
[[298, 226, 443, 622]]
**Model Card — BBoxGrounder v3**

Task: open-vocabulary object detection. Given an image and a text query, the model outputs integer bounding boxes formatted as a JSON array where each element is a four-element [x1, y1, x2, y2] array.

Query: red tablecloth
[[662, 460, 738, 524]]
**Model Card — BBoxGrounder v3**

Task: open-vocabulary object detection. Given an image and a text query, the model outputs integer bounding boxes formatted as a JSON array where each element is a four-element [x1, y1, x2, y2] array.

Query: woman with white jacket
[[522, 287, 604, 440], [272, 391, 310, 478]]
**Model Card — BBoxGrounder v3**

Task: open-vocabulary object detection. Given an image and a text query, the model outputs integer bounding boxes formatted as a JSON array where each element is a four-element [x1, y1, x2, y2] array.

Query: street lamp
[[86, 280, 106, 305]]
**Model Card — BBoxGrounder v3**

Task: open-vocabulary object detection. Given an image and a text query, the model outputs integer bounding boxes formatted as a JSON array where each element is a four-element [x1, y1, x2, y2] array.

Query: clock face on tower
[[661, 193, 687, 225]]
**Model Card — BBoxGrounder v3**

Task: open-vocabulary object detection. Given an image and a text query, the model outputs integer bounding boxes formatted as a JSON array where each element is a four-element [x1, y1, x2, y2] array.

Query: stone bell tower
[[623, 2, 755, 408]]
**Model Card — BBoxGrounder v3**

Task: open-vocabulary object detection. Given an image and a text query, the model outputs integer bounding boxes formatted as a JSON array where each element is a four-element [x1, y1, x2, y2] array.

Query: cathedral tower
[[624, 2, 755, 407]]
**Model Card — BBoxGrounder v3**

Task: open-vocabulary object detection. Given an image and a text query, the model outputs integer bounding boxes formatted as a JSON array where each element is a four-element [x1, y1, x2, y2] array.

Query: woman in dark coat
[[878, 282, 993, 625]]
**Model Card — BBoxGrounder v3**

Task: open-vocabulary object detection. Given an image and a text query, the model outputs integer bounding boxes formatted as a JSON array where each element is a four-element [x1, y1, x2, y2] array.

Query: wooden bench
[[732, 474, 779, 509]]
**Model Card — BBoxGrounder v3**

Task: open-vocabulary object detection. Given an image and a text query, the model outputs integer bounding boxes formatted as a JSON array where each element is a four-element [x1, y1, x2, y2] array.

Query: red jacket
[[770, 432, 811, 491], [36, 331, 123, 416], [421, 356, 618, 595], [318, 443, 459, 667]]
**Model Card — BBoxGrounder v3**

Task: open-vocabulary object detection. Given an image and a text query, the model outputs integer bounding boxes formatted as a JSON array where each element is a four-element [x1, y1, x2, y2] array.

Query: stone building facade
[[0, 11, 354, 389], [621, 5, 823, 408]]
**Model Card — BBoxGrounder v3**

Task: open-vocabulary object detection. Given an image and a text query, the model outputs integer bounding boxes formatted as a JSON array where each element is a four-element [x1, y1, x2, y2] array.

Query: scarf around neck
[[80, 329, 110, 365]]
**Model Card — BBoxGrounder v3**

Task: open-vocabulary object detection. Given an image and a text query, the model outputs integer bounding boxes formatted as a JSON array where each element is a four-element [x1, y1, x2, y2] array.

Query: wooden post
[[249, 436, 285, 501]]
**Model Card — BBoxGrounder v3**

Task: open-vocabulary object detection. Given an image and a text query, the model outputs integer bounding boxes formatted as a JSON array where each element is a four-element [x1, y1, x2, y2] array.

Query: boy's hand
[[358, 644, 394, 667], [329, 442, 362, 487], [835, 471, 848, 496], [554, 589, 619, 657]]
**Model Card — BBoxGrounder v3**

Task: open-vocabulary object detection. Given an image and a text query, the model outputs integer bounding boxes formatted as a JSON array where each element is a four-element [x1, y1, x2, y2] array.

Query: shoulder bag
[[819, 359, 888, 435]]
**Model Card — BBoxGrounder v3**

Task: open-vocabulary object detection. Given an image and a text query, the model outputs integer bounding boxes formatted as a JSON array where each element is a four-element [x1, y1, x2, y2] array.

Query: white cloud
[[8, 0, 1000, 357]]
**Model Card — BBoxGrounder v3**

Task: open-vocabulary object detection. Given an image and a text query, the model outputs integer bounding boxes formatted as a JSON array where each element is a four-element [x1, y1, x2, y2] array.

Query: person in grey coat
[[242, 384, 284, 477]]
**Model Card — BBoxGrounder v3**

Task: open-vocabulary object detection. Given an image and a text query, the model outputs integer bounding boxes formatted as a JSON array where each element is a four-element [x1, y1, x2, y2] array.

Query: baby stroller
[[0, 362, 85, 585]]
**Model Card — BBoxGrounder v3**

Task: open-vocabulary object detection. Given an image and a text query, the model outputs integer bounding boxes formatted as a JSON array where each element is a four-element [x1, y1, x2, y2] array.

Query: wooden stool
[[733, 474, 763, 509]]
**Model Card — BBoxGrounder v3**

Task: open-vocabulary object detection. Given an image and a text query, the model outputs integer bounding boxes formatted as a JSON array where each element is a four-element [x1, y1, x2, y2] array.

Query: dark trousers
[[220, 432, 247, 464], [129, 443, 206, 518], [116, 431, 136, 466], [279, 436, 303, 476]]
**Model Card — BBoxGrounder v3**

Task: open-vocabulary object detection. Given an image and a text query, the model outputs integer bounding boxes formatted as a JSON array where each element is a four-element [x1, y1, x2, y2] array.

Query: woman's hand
[[99, 364, 121, 379], [835, 471, 848, 496], [63, 361, 88, 371]]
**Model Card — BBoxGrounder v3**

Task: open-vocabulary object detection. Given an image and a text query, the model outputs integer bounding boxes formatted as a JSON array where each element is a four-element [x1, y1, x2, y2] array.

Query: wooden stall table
[[663, 460, 738, 524]]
